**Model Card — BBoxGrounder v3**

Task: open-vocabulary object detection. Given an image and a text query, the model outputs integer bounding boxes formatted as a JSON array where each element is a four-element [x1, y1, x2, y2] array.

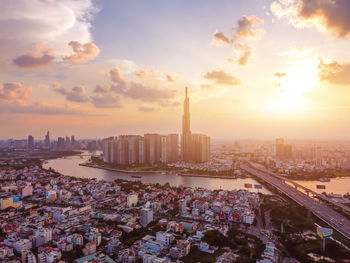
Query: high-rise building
[[103, 137, 115, 163], [44, 131, 50, 148], [65, 136, 71, 149], [139, 137, 145, 164], [126, 135, 141, 164], [179, 199, 187, 215], [144, 133, 161, 165], [71, 136, 75, 147], [181, 87, 192, 162], [140, 208, 153, 227], [161, 136, 167, 163], [167, 134, 179, 163], [27, 135, 34, 152], [57, 137, 65, 150], [192, 134, 210, 162], [181, 88, 210, 163]]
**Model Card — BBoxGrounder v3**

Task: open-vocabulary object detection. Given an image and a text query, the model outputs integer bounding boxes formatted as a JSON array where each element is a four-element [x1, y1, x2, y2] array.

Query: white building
[[14, 239, 32, 253], [179, 199, 187, 215], [21, 250, 37, 263], [127, 193, 138, 207], [156, 231, 174, 245], [140, 208, 153, 227]]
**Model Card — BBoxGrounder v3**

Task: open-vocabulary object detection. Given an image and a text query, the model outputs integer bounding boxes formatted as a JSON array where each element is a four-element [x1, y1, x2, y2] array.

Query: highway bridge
[[241, 162, 350, 240]]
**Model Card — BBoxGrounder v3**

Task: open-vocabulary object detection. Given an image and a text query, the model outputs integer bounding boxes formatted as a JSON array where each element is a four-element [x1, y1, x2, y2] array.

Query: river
[[43, 153, 350, 195], [43, 154, 271, 194]]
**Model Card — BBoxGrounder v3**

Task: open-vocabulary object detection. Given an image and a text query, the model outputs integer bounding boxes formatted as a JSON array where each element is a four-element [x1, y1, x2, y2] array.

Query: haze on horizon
[[1, 0, 350, 141]]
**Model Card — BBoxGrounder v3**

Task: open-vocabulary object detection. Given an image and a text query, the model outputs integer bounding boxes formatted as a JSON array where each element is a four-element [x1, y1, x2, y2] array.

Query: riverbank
[[179, 173, 241, 180], [80, 162, 249, 180], [79, 163, 160, 174]]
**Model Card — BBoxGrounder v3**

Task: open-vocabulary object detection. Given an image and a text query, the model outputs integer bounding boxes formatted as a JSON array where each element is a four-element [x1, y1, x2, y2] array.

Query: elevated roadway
[[241, 163, 350, 240]]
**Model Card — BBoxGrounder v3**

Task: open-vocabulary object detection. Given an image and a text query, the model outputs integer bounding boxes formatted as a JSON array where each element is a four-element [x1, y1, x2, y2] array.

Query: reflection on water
[[43, 154, 350, 195], [43, 154, 270, 194], [295, 178, 350, 195]]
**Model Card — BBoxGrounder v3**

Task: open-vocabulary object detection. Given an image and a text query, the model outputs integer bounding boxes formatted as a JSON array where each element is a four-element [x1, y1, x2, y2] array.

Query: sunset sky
[[1, 0, 350, 140]]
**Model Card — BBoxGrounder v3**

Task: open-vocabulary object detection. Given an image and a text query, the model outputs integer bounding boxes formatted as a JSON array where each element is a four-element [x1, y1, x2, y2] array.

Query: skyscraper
[[27, 135, 34, 152], [144, 133, 161, 165], [181, 87, 192, 161], [166, 134, 179, 163], [44, 131, 50, 148]]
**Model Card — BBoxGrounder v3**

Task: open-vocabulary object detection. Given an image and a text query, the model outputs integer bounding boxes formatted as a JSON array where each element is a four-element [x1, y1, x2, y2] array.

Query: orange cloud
[[318, 57, 350, 85], [165, 74, 176, 83], [0, 82, 32, 101], [108, 67, 177, 105], [204, 70, 241, 86], [91, 93, 121, 108], [13, 44, 54, 69], [271, 0, 350, 38], [212, 15, 264, 46], [274, 72, 287, 78], [228, 44, 253, 66], [64, 41, 100, 63], [133, 70, 148, 79], [53, 83, 89, 103]]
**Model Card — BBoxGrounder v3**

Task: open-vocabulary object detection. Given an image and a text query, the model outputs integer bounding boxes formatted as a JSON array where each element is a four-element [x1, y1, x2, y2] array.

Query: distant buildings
[[275, 138, 292, 160], [103, 134, 179, 165], [27, 135, 34, 152], [44, 131, 50, 148], [102, 88, 210, 165]]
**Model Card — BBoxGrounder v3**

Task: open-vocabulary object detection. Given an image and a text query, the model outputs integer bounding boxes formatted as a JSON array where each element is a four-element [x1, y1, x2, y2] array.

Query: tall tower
[[182, 87, 192, 161], [45, 131, 50, 148]]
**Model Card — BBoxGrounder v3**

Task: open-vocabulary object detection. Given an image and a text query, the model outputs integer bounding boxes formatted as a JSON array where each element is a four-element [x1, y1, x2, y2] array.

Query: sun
[[267, 64, 318, 114]]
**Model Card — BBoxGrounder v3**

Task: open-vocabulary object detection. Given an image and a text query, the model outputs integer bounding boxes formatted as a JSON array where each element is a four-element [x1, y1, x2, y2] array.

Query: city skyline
[[1, 0, 350, 140]]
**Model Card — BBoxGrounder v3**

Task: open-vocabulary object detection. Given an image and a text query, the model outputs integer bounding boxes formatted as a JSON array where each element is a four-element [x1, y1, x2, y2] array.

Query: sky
[[1, 0, 350, 140]]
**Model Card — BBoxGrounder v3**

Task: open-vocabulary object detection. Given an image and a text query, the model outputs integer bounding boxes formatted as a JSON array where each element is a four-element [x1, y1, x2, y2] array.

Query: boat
[[131, 175, 141, 179], [319, 178, 330, 182]]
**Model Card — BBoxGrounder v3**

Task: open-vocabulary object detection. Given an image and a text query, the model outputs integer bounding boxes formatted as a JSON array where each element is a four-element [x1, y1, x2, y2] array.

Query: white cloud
[[0, 0, 97, 63]]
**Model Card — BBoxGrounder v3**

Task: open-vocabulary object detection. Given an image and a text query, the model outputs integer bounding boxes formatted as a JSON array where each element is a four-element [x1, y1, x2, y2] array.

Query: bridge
[[241, 162, 350, 240]]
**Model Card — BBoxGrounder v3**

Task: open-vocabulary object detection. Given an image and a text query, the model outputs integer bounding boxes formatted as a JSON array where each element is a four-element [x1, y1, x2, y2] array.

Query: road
[[241, 163, 350, 240]]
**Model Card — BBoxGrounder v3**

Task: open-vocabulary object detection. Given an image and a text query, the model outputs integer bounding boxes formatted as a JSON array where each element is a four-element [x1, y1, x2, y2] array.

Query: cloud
[[138, 106, 160, 112], [133, 70, 148, 79], [112, 82, 176, 102], [165, 74, 176, 83], [108, 67, 177, 105], [228, 44, 253, 66], [212, 15, 262, 66], [233, 15, 264, 40], [0, 82, 81, 115], [274, 72, 287, 78], [0, 0, 98, 62], [0, 82, 32, 101], [271, 0, 350, 38], [13, 44, 54, 69], [212, 15, 264, 46], [318, 57, 350, 85], [212, 30, 231, 46], [64, 41, 100, 63], [109, 67, 126, 85], [91, 93, 121, 108], [0, 101, 82, 115], [93, 85, 110, 94], [204, 70, 242, 86], [53, 83, 89, 103]]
